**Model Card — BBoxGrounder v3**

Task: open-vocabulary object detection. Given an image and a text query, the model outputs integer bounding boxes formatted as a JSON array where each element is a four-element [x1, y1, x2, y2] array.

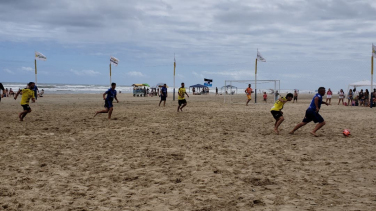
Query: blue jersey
[[161, 87, 167, 96], [307, 93, 322, 111], [105, 88, 117, 102]]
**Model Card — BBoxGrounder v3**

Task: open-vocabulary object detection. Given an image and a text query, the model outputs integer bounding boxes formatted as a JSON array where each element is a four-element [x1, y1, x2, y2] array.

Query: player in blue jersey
[[289, 87, 330, 137], [159, 84, 168, 107], [94, 83, 119, 119]]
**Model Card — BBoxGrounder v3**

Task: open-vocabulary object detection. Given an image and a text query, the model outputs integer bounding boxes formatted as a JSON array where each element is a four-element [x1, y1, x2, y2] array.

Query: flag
[[204, 78, 213, 87], [257, 50, 266, 62], [373, 44, 376, 58], [110, 56, 119, 66], [35, 51, 47, 61], [174, 57, 176, 75]]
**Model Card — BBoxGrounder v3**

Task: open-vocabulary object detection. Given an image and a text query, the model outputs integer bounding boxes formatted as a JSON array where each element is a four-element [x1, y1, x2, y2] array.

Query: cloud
[[127, 71, 144, 77], [70, 69, 100, 76], [3, 68, 15, 74], [21, 66, 33, 72], [203, 70, 253, 80]]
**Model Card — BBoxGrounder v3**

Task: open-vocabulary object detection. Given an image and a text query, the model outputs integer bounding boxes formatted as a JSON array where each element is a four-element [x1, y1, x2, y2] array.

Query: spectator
[[9, 88, 14, 97], [338, 89, 345, 105], [293, 90, 298, 103], [38, 89, 44, 97], [347, 89, 353, 106], [0, 83, 4, 102], [358, 89, 364, 106], [364, 89, 369, 107], [326, 88, 332, 104]]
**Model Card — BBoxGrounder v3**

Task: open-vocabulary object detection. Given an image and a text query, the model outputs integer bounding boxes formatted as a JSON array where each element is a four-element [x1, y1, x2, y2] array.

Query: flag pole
[[371, 53, 373, 107], [110, 63, 112, 85], [35, 59, 37, 85], [255, 57, 257, 104], [173, 54, 176, 101]]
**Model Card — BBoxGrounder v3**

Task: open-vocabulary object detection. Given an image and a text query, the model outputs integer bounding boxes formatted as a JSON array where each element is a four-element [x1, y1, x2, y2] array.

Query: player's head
[[318, 87, 326, 96], [111, 82, 116, 89], [28, 82, 35, 89], [164, 84, 166, 87], [248, 84, 251, 88], [181, 82, 185, 88], [286, 93, 293, 101]]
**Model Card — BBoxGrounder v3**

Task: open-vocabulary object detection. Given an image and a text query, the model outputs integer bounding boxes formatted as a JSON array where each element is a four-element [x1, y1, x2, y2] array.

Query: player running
[[245, 84, 253, 106], [271, 93, 293, 134], [289, 87, 329, 137], [94, 83, 119, 119], [14, 82, 36, 121]]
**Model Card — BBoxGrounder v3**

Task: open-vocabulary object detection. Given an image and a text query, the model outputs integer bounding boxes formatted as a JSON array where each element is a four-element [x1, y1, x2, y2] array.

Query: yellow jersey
[[178, 87, 186, 100], [20, 89, 35, 105], [271, 97, 286, 111]]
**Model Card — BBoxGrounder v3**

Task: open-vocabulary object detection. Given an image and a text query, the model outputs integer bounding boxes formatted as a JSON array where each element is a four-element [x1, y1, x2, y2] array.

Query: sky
[[1, 0, 376, 91]]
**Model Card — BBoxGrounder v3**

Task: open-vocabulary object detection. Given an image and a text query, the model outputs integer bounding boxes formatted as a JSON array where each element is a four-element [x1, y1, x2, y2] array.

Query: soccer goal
[[223, 80, 281, 104]]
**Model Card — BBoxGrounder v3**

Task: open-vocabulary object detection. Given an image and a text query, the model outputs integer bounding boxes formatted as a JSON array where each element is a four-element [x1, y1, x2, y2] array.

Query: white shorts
[[339, 96, 344, 99], [327, 95, 332, 99]]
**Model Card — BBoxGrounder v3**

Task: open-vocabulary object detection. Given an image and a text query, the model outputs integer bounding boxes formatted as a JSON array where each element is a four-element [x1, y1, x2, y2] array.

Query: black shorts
[[160, 96, 166, 101], [271, 110, 283, 120], [303, 109, 324, 123], [178, 99, 187, 106], [293, 96, 297, 100], [104, 100, 113, 109], [21, 104, 31, 111]]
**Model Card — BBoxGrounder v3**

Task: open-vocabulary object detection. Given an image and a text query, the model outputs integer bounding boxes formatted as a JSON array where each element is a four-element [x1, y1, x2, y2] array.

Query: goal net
[[223, 80, 281, 104]]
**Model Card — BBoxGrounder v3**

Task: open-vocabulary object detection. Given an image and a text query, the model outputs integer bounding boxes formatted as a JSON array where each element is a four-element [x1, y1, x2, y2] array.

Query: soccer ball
[[343, 129, 351, 137]]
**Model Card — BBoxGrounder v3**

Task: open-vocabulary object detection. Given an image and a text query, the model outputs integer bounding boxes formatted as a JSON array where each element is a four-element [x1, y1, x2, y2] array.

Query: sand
[[0, 93, 376, 211]]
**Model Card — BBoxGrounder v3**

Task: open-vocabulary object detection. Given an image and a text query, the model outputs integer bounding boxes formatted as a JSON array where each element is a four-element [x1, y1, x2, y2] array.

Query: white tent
[[347, 80, 373, 93]]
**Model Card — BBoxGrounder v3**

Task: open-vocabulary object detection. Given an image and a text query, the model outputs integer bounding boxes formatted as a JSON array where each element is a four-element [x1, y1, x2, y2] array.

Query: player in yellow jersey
[[177, 82, 189, 112], [14, 82, 36, 121], [270, 93, 293, 134]]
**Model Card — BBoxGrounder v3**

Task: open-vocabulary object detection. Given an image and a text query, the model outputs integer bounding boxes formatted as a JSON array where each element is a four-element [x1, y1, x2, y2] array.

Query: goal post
[[223, 80, 281, 104]]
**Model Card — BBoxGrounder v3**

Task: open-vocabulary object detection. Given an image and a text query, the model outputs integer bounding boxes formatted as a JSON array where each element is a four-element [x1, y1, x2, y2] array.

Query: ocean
[[1, 82, 317, 94]]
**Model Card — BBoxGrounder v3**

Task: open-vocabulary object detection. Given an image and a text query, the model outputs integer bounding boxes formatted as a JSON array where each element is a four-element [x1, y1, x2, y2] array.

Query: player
[[94, 83, 119, 119], [245, 84, 253, 106], [159, 84, 168, 107], [289, 87, 329, 137], [177, 82, 189, 112], [14, 82, 36, 121], [271, 93, 293, 134]]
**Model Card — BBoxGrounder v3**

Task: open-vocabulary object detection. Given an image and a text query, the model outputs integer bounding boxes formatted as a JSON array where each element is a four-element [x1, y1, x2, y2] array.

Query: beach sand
[[0, 93, 375, 210]]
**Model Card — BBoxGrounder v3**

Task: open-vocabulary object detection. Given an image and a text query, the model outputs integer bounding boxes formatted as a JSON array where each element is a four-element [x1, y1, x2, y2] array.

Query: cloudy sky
[[1, 0, 375, 90]]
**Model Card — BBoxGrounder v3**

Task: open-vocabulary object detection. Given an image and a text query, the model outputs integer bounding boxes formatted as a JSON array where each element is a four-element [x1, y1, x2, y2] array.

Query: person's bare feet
[[310, 131, 318, 137], [289, 131, 294, 135], [94, 112, 99, 117], [274, 128, 279, 135], [180, 108, 183, 112]]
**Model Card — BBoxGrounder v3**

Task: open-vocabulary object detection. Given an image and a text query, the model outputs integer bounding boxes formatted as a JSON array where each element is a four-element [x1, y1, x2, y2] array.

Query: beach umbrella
[[155, 83, 168, 88], [142, 83, 150, 87]]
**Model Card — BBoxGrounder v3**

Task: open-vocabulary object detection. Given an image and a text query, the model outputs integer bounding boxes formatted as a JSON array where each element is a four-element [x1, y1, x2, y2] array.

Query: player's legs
[[289, 122, 307, 134], [274, 116, 284, 134], [310, 121, 326, 137], [180, 102, 187, 111], [163, 100, 166, 107], [159, 99, 162, 106], [94, 108, 109, 117], [329, 98, 331, 104], [108, 107, 113, 119]]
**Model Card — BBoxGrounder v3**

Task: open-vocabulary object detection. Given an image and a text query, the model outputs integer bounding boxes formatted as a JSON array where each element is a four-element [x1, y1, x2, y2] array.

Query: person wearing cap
[[14, 82, 36, 121]]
